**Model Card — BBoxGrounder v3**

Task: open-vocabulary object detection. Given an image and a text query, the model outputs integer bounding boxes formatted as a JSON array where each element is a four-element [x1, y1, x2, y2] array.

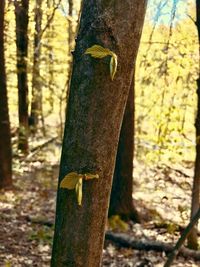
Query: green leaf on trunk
[[110, 54, 118, 81], [60, 171, 99, 206], [85, 45, 113, 58], [85, 44, 118, 80], [75, 178, 83, 205], [60, 172, 83, 189]]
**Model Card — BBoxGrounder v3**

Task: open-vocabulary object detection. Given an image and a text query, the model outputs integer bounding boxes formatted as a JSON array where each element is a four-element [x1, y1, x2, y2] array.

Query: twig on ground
[[105, 230, 200, 261], [26, 136, 58, 160], [164, 207, 200, 267]]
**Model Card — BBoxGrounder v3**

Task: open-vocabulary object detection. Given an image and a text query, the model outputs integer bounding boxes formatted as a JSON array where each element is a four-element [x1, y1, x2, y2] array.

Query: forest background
[[1, 0, 200, 266], [5, 0, 197, 165]]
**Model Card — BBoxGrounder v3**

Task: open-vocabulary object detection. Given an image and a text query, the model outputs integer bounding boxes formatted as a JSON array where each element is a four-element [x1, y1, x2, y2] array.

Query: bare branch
[[187, 13, 196, 25], [164, 208, 200, 267], [40, 0, 62, 39]]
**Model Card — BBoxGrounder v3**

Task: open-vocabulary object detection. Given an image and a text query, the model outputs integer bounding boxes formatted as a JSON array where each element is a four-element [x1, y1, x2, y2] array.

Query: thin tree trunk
[[51, 1, 147, 266], [109, 73, 140, 222], [68, 0, 73, 49], [14, 0, 29, 153], [47, 0, 54, 112], [30, 0, 43, 132], [165, 208, 200, 267], [66, 0, 74, 92], [188, 0, 200, 250], [0, 0, 12, 189], [59, 0, 74, 137]]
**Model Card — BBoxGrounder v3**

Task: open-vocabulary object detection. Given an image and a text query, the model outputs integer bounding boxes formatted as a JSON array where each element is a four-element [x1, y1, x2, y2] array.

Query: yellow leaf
[[60, 172, 83, 189], [85, 44, 118, 80], [60, 171, 99, 205], [85, 45, 113, 58], [75, 178, 83, 205], [84, 173, 99, 180], [110, 54, 117, 80]]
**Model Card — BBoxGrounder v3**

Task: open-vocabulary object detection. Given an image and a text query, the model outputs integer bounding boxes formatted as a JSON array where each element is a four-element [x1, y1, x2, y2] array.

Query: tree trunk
[[108, 73, 140, 222], [30, 0, 43, 131], [51, 1, 147, 266], [47, 0, 54, 112], [14, 0, 29, 153], [66, 0, 74, 86], [0, 0, 12, 189], [68, 0, 73, 49], [187, 0, 200, 250], [60, 0, 74, 136]]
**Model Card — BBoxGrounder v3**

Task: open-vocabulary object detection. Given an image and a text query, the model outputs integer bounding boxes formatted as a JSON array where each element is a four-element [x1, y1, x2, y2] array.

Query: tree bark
[[0, 0, 12, 189], [30, 0, 43, 131], [14, 0, 29, 153], [51, 1, 147, 266], [188, 0, 200, 250], [108, 73, 140, 222]]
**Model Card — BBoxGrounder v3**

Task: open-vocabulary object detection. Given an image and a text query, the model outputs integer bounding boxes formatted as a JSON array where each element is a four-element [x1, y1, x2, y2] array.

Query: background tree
[[135, 1, 197, 166], [46, 0, 55, 112], [0, 0, 12, 189], [187, 0, 200, 250], [51, 0, 147, 266], [68, 0, 73, 49], [14, 0, 29, 153], [109, 74, 140, 222], [30, 0, 43, 132], [58, 0, 75, 137]]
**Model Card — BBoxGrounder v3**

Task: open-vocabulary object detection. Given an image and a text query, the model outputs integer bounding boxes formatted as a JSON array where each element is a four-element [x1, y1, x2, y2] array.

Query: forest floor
[[0, 135, 200, 267]]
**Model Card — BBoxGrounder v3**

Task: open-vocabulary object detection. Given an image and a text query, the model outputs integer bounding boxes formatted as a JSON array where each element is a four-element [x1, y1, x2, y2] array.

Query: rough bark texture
[[30, 0, 43, 131], [108, 75, 140, 222], [0, 0, 12, 189], [14, 0, 29, 153], [51, 1, 147, 266], [188, 0, 200, 250]]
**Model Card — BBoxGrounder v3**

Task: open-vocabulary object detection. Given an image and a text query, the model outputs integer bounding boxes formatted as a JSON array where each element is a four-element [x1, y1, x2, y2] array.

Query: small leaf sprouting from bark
[[75, 178, 83, 205], [60, 172, 83, 189], [85, 45, 113, 58], [84, 173, 99, 180], [110, 54, 117, 81], [60, 172, 99, 206], [85, 44, 118, 80]]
